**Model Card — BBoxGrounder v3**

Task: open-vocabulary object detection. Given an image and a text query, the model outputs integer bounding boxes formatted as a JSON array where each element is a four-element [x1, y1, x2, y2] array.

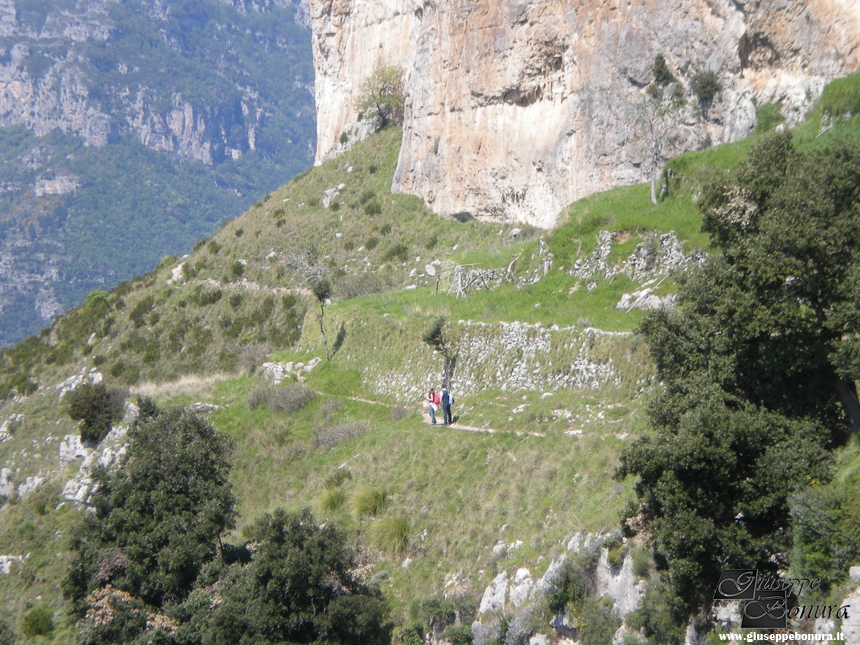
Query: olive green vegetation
[[1, 75, 860, 642]]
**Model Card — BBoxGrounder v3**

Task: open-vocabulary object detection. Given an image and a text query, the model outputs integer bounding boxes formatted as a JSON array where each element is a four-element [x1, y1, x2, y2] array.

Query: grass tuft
[[368, 514, 411, 554], [352, 486, 388, 517]]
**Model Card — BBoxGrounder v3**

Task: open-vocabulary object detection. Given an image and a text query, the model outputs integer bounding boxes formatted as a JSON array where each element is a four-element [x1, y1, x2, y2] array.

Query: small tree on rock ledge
[[355, 64, 405, 127]]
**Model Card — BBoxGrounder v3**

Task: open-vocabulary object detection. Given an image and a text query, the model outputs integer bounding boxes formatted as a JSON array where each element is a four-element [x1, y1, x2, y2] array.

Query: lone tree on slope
[[355, 64, 405, 127]]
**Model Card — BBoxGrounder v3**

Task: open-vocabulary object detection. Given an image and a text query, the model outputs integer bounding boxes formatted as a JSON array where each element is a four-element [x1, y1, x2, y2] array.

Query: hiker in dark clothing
[[440, 384, 453, 425]]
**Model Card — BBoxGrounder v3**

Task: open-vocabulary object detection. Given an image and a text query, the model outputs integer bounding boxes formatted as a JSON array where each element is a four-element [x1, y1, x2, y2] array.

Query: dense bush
[[618, 135, 860, 622], [0, 619, 15, 645], [64, 405, 236, 617], [270, 384, 317, 413], [690, 70, 721, 104], [177, 509, 390, 645], [652, 54, 676, 86], [545, 551, 599, 614], [383, 241, 409, 262], [22, 605, 54, 638], [67, 383, 128, 444]]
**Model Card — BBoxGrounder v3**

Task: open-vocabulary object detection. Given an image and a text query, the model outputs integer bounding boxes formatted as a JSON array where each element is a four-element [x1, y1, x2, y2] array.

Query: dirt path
[[343, 396, 544, 437]]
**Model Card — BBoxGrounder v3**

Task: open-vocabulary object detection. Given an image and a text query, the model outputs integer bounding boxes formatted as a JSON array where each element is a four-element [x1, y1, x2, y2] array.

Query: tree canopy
[[65, 402, 237, 629], [619, 133, 860, 633], [176, 509, 390, 645], [355, 65, 405, 127]]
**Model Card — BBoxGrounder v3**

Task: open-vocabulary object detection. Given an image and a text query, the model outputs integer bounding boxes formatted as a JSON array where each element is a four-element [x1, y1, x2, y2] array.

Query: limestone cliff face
[[0, 0, 311, 165], [310, 0, 860, 228]]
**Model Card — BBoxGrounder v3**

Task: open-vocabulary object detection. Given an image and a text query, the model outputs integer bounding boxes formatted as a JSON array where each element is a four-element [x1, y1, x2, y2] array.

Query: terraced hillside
[[0, 74, 859, 644]]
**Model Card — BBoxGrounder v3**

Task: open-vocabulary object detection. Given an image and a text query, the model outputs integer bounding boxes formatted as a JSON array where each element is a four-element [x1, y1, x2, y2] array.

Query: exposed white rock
[[17, 476, 44, 496], [0, 554, 27, 575], [56, 368, 103, 398], [59, 434, 91, 464], [509, 568, 534, 609], [34, 174, 80, 196], [841, 586, 860, 645], [593, 546, 645, 618], [62, 478, 93, 505], [616, 289, 677, 311], [0, 469, 13, 499], [0, 414, 22, 441], [478, 571, 509, 614]]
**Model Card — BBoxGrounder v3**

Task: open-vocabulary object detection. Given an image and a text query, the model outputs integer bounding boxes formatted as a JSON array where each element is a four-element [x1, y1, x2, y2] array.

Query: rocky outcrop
[[309, 0, 860, 228]]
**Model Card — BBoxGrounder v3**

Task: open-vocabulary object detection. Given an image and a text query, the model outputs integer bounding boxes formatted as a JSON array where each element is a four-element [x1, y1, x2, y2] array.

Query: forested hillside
[[0, 0, 315, 346]]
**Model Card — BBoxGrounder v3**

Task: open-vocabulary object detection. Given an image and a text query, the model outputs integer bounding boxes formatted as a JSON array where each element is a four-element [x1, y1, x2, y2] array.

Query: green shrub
[[129, 295, 155, 327], [576, 597, 620, 645], [67, 383, 128, 444], [340, 131, 349, 144], [352, 486, 387, 517], [545, 553, 598, 613], [229, 293, 244, 309], [85, 289, 110, 308], [368, 515, 411, 554], [425, 235, 438, 250], [0, 619, 15, 645], [691, 70, 721, 104], [366, 236, 379, 250], [818, 71, 860, 118], [442, 624, 473, 645], [324, 469, 353, 489], [319, 488, 347, 512], [653, 54, 676, 86], [604, 536, 625, 569], [392, 623, 424, 645], [231, 261, 245, 278], [207, 241, 221, 255], [359, 190, 376, 204], [22, 605, 54, 638], [631, 545, 650, 578], [383, 242, 409, 262], [365, 201, 382, 216], [190, 286, 223, 306]]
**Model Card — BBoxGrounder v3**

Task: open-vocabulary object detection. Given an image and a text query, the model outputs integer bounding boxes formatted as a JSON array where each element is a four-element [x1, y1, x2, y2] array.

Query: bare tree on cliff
[[626, 87, 682, 205], [355, 64, 405, 127]]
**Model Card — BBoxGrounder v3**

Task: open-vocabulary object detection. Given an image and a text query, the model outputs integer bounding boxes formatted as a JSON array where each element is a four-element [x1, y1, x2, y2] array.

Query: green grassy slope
[[1, 73, 860, 640]]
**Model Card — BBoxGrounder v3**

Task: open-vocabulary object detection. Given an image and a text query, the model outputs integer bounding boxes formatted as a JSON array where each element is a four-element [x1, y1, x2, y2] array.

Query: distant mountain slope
[[0, 0, 315, 346]]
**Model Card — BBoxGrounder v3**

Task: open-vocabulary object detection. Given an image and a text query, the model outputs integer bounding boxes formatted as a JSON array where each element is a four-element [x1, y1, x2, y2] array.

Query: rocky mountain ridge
[[309, 0, 860, 227], [0, 0, 311, 164]]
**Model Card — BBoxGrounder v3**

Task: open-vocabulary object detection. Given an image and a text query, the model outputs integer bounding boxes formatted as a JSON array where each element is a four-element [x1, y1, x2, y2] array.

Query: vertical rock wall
[[309, 0, 860, 228]]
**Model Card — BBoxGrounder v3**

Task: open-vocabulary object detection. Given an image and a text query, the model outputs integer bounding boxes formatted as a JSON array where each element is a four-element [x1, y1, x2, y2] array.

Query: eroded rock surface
[[310, 0, 860, 227]]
